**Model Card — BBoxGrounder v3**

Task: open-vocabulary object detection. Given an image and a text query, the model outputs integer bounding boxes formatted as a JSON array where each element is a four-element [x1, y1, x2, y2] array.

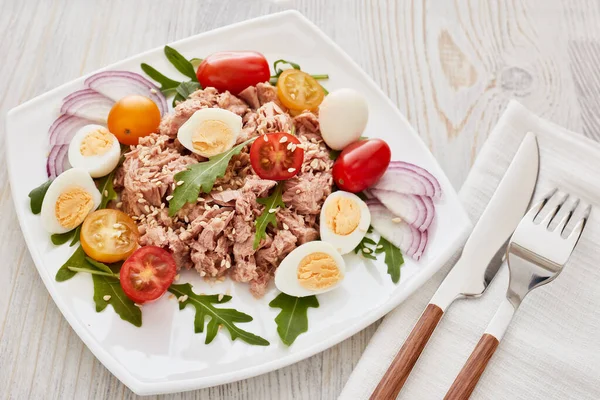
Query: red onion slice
[[371, 189, 434, 231], [47, 144, 70, 178], [84, 71, 168, 115], [385, 161, 442, 199], [48, 114, 95, 146], [60, 89, 114, 123], [367, 199, 426, 260]]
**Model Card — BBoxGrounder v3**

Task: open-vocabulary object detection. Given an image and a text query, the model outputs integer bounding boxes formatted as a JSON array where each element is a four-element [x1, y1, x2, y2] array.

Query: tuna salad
[[114, 83, 334, 297]]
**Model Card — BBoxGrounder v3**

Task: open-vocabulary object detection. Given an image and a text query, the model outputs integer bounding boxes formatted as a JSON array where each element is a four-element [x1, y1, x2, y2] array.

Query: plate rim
[[6, 9, 472, 395]]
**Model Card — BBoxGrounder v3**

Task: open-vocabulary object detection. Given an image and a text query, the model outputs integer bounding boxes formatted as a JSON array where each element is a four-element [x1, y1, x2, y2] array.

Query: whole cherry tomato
[[107, 95, 161, 145], [332, 139, 391, 193], [196, 51, 270, 95]]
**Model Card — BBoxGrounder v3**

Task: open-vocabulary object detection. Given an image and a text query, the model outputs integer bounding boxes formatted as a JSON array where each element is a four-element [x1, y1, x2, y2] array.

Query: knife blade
[[430, 131, 539, 310], [370, 132, 539, 400]]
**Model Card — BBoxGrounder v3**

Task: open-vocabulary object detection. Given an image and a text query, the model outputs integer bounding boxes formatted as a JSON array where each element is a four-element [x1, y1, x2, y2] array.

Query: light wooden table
[[2, 0, 599, 398]]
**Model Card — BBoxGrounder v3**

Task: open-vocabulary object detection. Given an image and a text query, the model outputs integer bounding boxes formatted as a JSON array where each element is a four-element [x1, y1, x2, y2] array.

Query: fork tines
[[532, 189, 591, 239]]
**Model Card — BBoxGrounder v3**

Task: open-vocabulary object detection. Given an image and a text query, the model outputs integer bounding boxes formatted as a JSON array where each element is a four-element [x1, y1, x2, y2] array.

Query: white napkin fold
[[340, 101, 600, 400]]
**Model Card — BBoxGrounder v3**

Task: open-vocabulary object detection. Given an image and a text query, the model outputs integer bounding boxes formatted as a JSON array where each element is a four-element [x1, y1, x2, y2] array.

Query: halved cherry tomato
[[196, 51, 270, 95], [276, 69, 325, 113], [80, 209, 140, 263], [249, 133, 304, 180], [107, 95, 161, 145], [332, 139, 391, 193], [119, 246, 177, 304]]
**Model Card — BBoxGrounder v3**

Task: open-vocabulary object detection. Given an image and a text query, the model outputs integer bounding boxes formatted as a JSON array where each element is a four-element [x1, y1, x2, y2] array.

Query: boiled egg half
[[41, 168, 102, 234], [275, 241, 346, 297], [68, 124, 121, 178], [318, 88, 369, 150], [177, 108, 242, 158], [320, 191, 371, 254]]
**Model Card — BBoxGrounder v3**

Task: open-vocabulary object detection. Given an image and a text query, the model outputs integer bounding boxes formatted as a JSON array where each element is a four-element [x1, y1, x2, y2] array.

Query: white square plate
[[6, 10, 471, 395]]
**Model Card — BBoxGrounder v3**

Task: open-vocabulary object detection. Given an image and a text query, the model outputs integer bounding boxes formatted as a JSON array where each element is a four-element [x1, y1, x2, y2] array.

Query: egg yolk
[[325, 197, 360, 235], [191, 120, 233, 157], [297, 252, 341, 290], [80, 128, 113, 156], [55, 187, 94, 229]]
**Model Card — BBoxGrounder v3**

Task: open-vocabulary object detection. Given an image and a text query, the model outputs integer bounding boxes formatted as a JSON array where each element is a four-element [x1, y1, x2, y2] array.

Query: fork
[[444, 190, 590, 400]]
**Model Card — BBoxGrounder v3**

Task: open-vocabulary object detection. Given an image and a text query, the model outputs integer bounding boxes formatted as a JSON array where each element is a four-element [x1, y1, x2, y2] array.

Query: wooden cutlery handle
[[444, 334, 500, 400], [370, 304, 444, 400]]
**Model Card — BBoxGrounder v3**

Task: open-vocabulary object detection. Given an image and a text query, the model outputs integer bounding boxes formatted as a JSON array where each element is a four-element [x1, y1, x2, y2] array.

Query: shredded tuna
[[118, 84, 333, 297]]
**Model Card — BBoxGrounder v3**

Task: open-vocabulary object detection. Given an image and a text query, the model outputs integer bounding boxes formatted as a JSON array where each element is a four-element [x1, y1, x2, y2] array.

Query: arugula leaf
[[273, 59, 301, 75], [190, 57, 203, 67], [269, 59, 330, 87], [140, 63, 180, 91], [329, 149, 341, 161], [51, 230, 76, 246], [175, 81, 201, 100], [169, 138, 255, 215], [254, 183, 285, 249], [28, 180, 52, 214], [353, 236, 377, 260], [85, 257, 115, 274], [269, 293, 319, 346], [95, 171, 117, 209], [93, 272, 142, 327], [55, 246, 93, 282], [164, 46, 198, 82], [168, 283, 269, 346], [69, 225, 81, 247], [375, 237, 404, 283]]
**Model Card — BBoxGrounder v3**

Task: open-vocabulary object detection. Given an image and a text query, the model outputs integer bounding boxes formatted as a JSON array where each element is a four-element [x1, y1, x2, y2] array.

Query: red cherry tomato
[[249, 133, 304, 180], [196, 51, 270, 95], [332, 139, 391, 193], [119, 246, 177, 304]]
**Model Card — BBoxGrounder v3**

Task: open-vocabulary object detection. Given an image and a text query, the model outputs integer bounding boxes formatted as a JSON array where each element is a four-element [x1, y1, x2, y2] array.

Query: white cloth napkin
[[340, 101, 600, 400]]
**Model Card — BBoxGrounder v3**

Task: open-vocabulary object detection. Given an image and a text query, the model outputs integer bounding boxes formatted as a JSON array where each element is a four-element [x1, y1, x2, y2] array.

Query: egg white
[[177, 108, 242, 157], [274, 241, 346, 297], [318, 88, 369, 150], [40, 168, 102, 234], [320, 191, 371, 255], [68, 124, 121, 178]]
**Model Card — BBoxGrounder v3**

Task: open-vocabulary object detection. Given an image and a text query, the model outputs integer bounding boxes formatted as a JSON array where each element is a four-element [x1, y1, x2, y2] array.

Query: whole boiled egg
[[177, 108, 242, 158], [41, 168, 102, 234], [68, 124, 121, 178], [320, 191, 371, 254], [275, 241, 346, 297], [318, 88, 369, 150]]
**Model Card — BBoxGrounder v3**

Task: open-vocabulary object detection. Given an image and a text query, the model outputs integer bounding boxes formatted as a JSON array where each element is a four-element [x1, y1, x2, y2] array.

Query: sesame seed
[[184, 215, 189, 223], [362, 248, 372, 254], [174, 274, 180, 281], [282, 223, 289, 230], [168, 294, 175, 300], [287, 143, 294, 150], [376, 245, 384, 249], [213, 205, 219, 210], [392, 217, 402, 223], [218, 294, 224, 301], [144, 205, 150, 213], [296, 189, 301, 194], [205, 204, 212, 211], [221, 259, 226, 267], [103, 295, 111, 301], [200, 271, 206, 277], [263, 135, 268, 142], [150, 88, 157, 94], [268, 208, 277, 213], [177, 180, 184, 186], [178, 295, 188, 303], [225, 260, 231, 269], [116, 202, 123, 208], [279, 136, 288, 143], [113, 223, 123, 229], [161, 203, 165, 209], [232, 228, 236, 235], [137, 198, 146, 204], [134, 303, 142, 308], [287, 168, 296, 173], [165, 195, 174, 202], [103, 190, 108, 197]]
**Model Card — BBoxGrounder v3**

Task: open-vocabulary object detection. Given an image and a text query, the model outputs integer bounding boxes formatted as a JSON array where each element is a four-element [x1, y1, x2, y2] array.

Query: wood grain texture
[[444, 334, 500, 400], [1, 0, 600, 399], [370, 304, 444, 400]]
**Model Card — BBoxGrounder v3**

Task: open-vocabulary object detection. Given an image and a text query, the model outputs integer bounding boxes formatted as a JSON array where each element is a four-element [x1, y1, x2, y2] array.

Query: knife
[[370, 132, 540, 400]]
